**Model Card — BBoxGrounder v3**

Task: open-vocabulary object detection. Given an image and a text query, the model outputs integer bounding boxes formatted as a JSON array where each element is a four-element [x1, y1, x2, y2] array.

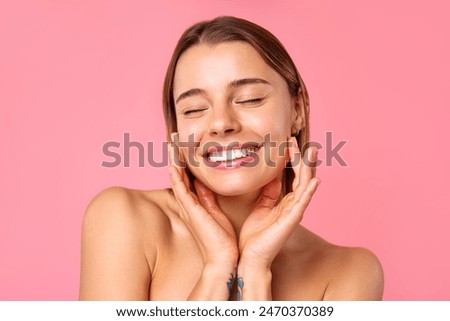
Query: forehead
[[173, 41, 285, 95]]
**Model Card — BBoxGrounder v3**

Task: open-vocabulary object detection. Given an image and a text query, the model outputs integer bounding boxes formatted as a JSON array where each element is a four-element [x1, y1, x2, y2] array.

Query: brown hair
[[162, 16, 310, 194]]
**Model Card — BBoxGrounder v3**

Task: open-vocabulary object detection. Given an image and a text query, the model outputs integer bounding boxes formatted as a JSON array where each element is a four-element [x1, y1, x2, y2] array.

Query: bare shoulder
[[83, 186, 174, 229], [273, 227, 383, 301], [80, 186, 174, 300], [82, 187, 173, 249], [321, 243, 384, 300]]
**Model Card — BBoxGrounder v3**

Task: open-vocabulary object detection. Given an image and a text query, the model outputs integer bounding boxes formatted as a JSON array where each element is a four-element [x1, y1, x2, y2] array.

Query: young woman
[[79, 16, 383, 301]]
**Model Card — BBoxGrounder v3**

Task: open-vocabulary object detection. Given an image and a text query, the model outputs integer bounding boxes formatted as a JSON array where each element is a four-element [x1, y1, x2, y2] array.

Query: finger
[[195, 179, 221, 213], [309, 146, 318, 178], [297, 147, 318, 197], [169, 164, 203, 215], [169, 134, 192, 192], [170, 131, 189, 169], [168, 139, 191, 200], [274, 183, 319, 241], [195, 180, 235, 235], [290, 177, 321, 219], [168, 164, 188, 220], [168, 135, 181, 171], [165, 174, 206, 258], [288, 137, 302, 190], [263, 179, 317, 242], [255, 179, 282, 209], [168, 164, 185, 198]]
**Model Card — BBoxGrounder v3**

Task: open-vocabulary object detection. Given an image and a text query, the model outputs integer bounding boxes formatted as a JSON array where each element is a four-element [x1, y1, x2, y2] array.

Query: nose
[[208, 105, 241, 137]]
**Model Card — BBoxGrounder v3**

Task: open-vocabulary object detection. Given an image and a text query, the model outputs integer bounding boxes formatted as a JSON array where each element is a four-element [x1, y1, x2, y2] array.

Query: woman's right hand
[[168, 139, 238, 299]]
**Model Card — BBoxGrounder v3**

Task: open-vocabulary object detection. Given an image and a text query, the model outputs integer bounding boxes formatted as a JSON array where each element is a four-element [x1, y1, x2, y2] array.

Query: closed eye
[[236, 98, 264, 105], [183, 108, 207, 116]]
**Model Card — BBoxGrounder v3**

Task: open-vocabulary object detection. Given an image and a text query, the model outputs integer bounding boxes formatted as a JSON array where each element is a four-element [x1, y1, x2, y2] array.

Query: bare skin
[[79, 42, 384, 300], [79, 186, 383, 300]]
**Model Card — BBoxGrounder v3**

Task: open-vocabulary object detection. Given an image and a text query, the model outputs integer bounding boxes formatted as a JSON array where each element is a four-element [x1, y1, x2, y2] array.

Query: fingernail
[[168, 143, 174, 164], [170, 132, 178, 144]]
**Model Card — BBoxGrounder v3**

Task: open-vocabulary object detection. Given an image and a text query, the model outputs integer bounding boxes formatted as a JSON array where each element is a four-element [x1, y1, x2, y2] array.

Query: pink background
[[1, 0, 449, 300]]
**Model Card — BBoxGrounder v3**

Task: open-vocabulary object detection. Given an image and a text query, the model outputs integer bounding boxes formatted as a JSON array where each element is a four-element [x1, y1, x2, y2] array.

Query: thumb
[[194, 179, 235, 235], [194, 179, 221, 213], [256, 179, 282, 209]]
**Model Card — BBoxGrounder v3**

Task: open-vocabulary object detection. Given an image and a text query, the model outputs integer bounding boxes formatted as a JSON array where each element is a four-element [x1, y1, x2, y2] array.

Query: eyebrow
[[175, 78, 271, 104], [229, 78, 271, 88], [175, 88, 206, 104]]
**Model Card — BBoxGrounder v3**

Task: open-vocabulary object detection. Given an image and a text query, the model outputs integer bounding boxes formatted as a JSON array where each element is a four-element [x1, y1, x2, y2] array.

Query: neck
[[215, 189, 262, 237]]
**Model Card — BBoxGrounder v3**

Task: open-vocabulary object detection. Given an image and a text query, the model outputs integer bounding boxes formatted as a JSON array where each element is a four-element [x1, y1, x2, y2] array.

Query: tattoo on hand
[[227, 268, 236, 293], [226, 267, 244, 300], [237, 276, 244, 301]]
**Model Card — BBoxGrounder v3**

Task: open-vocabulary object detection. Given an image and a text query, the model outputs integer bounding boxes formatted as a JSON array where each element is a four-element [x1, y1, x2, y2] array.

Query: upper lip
[[202, 142, 263, 157]]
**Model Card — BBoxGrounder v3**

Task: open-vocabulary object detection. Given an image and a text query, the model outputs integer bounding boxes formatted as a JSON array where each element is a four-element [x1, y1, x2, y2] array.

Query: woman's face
[[173, 41, 300, 196]]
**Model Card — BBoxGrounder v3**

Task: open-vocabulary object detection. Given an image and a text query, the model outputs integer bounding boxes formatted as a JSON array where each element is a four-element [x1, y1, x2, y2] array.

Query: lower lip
[[203, 149, 260, 170]]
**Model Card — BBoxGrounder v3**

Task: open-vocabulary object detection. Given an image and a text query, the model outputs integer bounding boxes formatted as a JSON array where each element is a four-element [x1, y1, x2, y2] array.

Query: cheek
[[257, 111, 292, 159], [174, 121, 202, 164], [177, 120, 203, 141], [249, 109, 291, 139]]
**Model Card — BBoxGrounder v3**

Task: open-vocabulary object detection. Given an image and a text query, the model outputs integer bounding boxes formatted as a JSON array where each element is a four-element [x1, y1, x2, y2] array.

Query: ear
[[291, 92, 306, 134]]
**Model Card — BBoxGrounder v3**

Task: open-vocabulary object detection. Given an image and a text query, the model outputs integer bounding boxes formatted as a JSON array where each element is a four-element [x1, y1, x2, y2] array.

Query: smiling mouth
[[204, 143, 262, 163]]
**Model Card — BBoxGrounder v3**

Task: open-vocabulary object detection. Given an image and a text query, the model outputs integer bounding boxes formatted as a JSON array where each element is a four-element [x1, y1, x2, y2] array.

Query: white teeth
[[208, 147, 257, 162]]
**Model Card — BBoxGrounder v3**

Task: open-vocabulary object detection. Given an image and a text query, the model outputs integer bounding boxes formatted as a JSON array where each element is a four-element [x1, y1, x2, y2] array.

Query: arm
[[168, 141, 239, 300], [79, 187, 152, 300], [177, 179, 238, 300], [187, 263, 237, 300], [237, 140, 320, 300], [236, 262, 272, 300]]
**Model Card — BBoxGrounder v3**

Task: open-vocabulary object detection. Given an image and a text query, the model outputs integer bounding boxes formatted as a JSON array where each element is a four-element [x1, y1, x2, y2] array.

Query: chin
[[210, 184, 258, 197], [199, 171, 273, 197]]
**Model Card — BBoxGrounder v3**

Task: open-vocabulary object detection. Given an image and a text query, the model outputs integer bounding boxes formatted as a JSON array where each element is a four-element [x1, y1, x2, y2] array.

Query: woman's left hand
[[238, 138, 321, 270]]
